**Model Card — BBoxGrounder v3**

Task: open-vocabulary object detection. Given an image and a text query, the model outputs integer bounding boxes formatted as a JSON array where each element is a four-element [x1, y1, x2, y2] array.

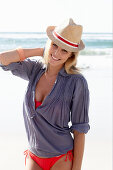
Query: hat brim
[[46, 26, 85, 52]]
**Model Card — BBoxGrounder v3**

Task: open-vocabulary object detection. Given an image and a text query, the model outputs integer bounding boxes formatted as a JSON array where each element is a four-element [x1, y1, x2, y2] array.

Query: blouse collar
[[42, 65, 70, 77]]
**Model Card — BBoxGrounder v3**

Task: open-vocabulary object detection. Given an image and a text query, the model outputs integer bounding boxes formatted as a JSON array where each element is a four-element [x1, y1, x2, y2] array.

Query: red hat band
[[53, 31, 79, 48]]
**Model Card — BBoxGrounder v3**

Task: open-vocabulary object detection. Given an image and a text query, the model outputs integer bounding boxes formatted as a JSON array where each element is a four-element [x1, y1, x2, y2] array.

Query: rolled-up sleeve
[[0, 58, 42, 81], [70, 76, 90, 134]]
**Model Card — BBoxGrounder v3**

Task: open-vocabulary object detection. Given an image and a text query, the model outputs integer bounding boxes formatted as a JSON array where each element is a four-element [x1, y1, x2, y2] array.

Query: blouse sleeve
[[70, 76, 90, 134], [0, 58, 43, 81]]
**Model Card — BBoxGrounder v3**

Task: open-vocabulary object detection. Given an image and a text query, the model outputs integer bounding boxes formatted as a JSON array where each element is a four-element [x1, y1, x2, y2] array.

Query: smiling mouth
[[51, 55, 61, 61]]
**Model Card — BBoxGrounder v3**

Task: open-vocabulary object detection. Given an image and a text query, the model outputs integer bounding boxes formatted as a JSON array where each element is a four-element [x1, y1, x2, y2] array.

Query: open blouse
[[0, 58, 90, 157]]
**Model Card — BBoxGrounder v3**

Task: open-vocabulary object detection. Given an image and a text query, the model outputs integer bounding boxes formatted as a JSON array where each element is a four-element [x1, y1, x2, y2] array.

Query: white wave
[[83, 33, 112, 40]]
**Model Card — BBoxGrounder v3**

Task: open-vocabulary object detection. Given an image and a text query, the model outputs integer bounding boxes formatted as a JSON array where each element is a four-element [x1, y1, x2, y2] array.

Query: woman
[[0, 18, 90, 170]]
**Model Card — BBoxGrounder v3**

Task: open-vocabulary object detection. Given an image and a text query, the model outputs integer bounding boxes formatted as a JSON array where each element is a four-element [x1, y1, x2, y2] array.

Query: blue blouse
[[0, 58, 90, 157]]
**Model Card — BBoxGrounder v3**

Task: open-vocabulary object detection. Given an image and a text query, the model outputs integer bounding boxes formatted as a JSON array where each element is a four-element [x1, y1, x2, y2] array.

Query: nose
[[54, 48, 61, 56]]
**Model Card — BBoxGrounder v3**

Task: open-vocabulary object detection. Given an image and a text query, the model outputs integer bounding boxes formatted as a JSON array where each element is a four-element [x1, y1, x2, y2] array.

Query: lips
[[51, 55, 60, 61]]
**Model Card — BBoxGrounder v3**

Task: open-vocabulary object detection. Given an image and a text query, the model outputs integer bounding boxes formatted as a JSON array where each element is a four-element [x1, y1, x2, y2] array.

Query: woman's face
[[47, 41, 72, 67]]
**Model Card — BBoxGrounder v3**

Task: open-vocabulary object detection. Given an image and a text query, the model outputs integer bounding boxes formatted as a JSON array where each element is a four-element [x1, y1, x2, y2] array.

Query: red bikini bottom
[[24, 149, 73, 170]]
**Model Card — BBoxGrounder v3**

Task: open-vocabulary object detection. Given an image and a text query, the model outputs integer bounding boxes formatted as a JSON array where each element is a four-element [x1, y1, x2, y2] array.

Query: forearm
[[0, 48, 44, 66], [24, 48, 44, 58], [72, 131, 85, 170]]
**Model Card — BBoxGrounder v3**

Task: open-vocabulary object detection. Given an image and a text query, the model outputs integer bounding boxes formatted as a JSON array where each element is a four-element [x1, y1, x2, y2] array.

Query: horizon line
[[0, 31, 112, 34]]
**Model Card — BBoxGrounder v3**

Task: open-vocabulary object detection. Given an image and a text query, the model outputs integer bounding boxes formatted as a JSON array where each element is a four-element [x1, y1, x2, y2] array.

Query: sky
[[0, 0, 112, 33]]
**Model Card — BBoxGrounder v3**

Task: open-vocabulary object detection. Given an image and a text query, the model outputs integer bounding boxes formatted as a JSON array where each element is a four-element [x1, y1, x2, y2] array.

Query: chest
[[35, 73, 57, 103]]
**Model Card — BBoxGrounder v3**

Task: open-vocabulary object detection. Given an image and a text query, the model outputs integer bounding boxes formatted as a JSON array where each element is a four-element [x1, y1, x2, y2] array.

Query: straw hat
[[46, 18, 85, 52]]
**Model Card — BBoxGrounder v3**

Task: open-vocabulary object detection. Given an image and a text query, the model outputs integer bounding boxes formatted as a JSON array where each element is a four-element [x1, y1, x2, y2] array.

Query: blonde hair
[[42, 39, 81, 75]]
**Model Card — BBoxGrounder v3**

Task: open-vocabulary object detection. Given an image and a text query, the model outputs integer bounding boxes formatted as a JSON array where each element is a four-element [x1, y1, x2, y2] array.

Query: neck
[[46, 64, 64, 76]]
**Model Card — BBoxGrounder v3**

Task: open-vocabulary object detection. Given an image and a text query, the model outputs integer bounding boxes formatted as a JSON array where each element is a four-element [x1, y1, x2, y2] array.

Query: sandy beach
[[0, 55, 112, 170]]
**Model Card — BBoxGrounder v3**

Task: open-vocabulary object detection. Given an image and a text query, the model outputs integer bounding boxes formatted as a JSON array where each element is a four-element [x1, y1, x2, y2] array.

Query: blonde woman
[[0, 18, 90, 170]]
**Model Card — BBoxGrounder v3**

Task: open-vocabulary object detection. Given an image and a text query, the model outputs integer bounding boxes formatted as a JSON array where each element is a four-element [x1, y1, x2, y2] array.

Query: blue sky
[[0, 0, 112, 32]]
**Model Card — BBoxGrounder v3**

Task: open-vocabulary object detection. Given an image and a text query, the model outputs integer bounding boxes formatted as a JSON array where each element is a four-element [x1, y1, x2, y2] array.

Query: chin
[[48, 61, 60, 66]]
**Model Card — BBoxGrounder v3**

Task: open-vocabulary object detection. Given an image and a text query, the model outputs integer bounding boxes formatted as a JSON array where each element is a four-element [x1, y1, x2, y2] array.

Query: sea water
[[0, 32, 112, 55]]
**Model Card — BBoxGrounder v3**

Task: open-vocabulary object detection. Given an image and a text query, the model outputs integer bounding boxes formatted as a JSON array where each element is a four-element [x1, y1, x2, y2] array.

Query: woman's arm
[[0, 48, 44, 66], [72, 130, 85, 170]]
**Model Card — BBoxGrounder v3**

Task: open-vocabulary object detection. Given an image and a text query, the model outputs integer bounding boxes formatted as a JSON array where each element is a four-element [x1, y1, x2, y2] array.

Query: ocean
[[0, 32, 112, 56]]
